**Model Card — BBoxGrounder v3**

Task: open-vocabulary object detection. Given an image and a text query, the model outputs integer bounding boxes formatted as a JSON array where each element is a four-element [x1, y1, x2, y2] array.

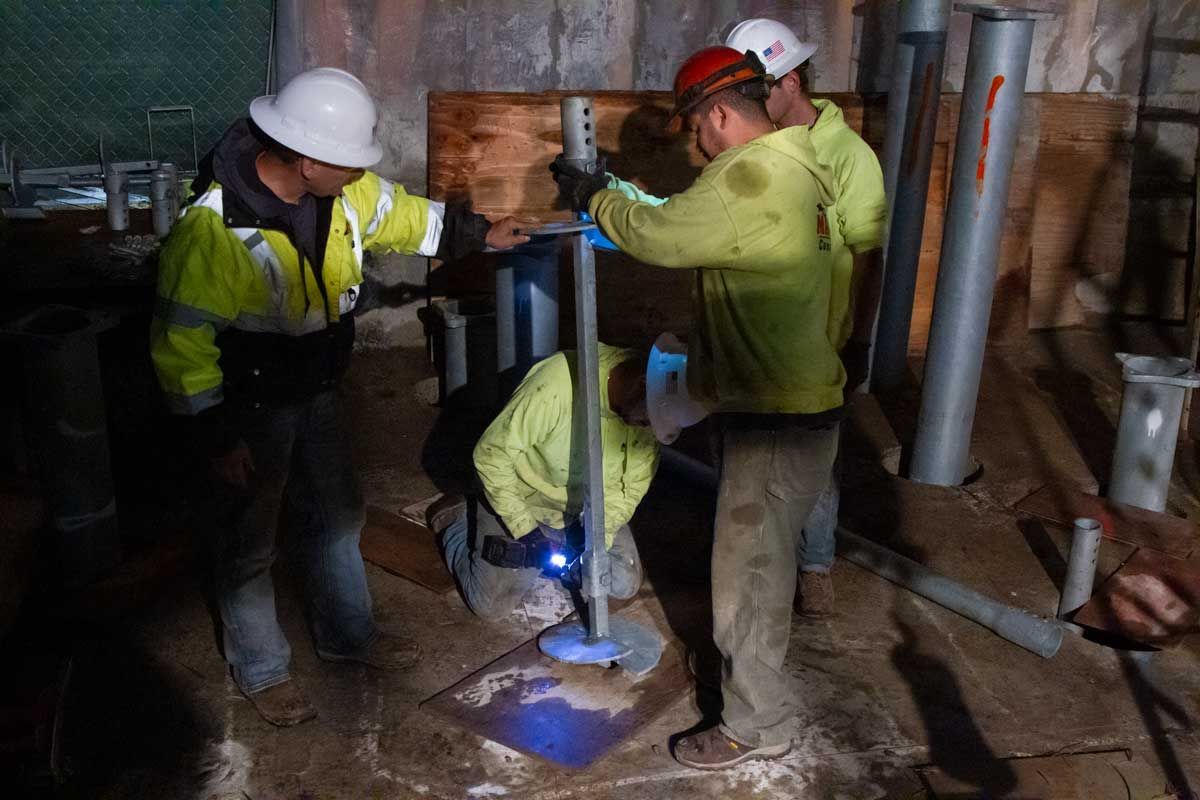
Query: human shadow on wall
[[605, 103, 703, 198]]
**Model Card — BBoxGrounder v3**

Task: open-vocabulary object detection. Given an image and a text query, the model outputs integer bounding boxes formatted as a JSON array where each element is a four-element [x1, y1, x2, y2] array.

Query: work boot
[[608, 526, 644, 600], [426, 493, 466, 534], [796, 570, 835, 618], [673, 726, 792, 770], [245, 679, 317, 727], [317, 632, 422, 670]]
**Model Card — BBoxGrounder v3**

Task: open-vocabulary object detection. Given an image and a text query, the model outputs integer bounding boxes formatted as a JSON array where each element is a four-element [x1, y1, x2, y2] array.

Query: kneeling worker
[[441, 343, 675, 619]]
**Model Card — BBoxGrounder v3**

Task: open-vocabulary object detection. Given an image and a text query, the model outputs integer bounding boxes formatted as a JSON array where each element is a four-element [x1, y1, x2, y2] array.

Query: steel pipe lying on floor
[[658, 446, 1063, 658], [838, 528, 1063, 658]]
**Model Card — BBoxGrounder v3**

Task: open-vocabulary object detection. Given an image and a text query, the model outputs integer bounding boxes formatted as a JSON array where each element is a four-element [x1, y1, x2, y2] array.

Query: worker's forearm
[[849, 248, 883, 343]]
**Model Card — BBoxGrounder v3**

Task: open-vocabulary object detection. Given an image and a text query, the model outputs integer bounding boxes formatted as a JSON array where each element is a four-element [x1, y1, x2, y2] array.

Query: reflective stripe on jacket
[[151, 171, 443, 415]]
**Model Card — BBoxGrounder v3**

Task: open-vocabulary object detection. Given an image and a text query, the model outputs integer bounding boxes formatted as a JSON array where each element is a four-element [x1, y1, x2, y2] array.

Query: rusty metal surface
[[421, 601, 690, 769], [1015, 484, 1197, 558], [1074, 547, 1200, 647], [359, 505, 457, 595]]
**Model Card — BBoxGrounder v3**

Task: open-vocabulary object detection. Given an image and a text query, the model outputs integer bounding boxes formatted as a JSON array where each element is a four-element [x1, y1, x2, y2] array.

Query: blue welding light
[[549, 553, 567, 569]]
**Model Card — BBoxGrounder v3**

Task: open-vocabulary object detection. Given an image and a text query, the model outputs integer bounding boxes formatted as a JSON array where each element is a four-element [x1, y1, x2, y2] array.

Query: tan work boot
[[317, 631, 421, 670], [796, 570, 835, 618], [245, 679, 317, 727]]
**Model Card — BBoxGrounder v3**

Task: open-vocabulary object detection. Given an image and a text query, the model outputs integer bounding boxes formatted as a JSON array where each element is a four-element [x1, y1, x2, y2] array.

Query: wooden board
[[420, 600, 690, 769], [1014, 484, 1197, 559], [359, 505, 457, 594], [1074, 547, 1200, 648], [428, 91, 1139, 351], [920, 750, 1166, 799]]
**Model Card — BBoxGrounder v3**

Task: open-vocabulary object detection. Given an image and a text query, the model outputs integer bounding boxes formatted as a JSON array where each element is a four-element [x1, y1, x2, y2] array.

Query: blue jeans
[[209, 391, 374, 693], [441, 497, 642, 621], [799, 467, 839, 573]]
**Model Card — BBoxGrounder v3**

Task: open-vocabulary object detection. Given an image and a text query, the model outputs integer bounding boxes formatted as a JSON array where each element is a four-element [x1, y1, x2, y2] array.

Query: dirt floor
[[9, 321, 1200, 799]]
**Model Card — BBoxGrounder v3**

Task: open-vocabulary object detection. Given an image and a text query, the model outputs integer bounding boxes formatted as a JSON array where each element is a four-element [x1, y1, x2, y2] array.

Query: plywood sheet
[[420, 600, 690, 769], [428, 91, 1139, 351], [1014, 484, 1197, 559], [360, 505, 457, 594]]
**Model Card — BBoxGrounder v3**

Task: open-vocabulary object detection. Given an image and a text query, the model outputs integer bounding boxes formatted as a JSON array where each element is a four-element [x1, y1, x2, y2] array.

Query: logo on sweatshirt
[[816, 204, 831, 252]]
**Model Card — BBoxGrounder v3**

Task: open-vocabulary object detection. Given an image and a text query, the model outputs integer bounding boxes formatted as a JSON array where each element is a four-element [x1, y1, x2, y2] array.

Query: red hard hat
[[671, 45, 766, 119]]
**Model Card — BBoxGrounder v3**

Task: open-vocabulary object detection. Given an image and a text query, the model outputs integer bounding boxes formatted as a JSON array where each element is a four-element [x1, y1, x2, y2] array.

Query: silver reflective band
[[154, 297, 230, 330], [165, 383, 224, 414]]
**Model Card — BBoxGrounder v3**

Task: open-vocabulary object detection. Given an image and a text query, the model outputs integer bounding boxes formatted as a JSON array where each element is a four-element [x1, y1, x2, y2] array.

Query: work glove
[[840, 339, 872, 395], [549, 154, 609, 213], [434, 200, 491, 263]]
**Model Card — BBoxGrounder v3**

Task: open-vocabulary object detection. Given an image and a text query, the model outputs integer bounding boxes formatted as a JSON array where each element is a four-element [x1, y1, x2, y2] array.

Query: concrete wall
[[272, 0, 1200, 344]]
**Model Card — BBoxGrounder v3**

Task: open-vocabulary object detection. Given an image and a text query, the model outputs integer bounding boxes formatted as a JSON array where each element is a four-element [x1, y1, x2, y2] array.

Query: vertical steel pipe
[[561, 97, 610, 639], [104, 169, 128, 232], [1058, 518, 1102, 619], [871, 0, 951, 392], [909, 4, 1054, 485], [6, 306, 121, 583], [1109, 354, 1200, 512], [495, 240, 559, 398]]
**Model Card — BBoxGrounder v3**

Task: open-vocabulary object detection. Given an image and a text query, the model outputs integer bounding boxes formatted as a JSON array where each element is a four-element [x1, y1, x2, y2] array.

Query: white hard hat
[[249, 67, 384, 168], [646, 333, 710, 445], [725, 18, 817, 81]]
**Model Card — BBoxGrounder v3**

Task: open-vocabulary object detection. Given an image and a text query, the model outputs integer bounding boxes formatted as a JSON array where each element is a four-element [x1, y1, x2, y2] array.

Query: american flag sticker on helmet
[[762, 40, 785, 61]]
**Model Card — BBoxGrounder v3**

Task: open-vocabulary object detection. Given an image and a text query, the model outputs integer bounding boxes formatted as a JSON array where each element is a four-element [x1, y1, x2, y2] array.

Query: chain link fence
[[1, 0, 272, 171]]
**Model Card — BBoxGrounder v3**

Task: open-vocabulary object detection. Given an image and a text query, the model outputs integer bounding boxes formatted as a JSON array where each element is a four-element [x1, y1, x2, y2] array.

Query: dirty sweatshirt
[[473, 345, 660, 547], [806, 98, 887, 350], [589, 126, 844, 415]]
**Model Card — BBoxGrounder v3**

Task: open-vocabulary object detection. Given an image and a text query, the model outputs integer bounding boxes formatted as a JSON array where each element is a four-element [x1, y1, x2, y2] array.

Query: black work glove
[[435, 200, 491, 263], [840, 339, 872, 395], [549, 154, 609, 213]]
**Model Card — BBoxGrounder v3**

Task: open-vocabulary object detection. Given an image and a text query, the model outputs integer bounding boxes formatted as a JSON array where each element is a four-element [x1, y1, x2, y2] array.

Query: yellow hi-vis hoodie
[[589, 125, 845, 415], [806, 98, 887, 350], [473, 346, 660, 547]]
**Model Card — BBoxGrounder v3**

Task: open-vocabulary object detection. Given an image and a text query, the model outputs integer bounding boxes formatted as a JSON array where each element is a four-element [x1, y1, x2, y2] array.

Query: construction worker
[[552, 46, 843, 769], [439, 344, 661, 620], [727, 18, 888, 618], [150, 67, 527, 727]]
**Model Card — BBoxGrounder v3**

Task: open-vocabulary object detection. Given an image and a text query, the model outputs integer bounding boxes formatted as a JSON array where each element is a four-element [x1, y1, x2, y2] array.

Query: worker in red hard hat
[[552, 46, 845, 770]]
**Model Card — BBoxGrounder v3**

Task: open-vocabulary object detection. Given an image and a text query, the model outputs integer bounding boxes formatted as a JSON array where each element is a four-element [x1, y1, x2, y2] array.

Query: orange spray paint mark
[[975, 74, 1005, 196]]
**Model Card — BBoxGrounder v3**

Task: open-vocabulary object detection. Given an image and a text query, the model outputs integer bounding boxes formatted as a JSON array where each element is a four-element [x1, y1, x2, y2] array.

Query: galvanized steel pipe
[[839, 528, 1063, 658], [495, 240, 559, 398], [872, 0, 951, 392], [561, 97, 611, 639], [1058, 517, 1102, 619], [1109, 354, 1200, 512], [909, 4, 1054, 486]]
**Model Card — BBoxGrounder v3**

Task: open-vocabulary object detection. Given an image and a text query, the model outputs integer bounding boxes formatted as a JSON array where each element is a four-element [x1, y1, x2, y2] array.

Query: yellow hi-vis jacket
[[151, 171, 441, 417], [473, 346, 661, 547]]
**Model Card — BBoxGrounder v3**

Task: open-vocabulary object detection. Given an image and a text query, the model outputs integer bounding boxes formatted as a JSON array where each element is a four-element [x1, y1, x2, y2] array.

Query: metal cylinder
[[909, 4, 1054, 486], [1058, 518, 1102, 618], [6, 306, 121, 583], [560, 96, 598, 171], [1109, 354, 1200, 511], [159, 161, 180, 220], [150, 168, 174, 238], [871, 0, 951, 392], [839, 529, 1063, 658], [495, 240, 560, 398], [561, 96, 609, 638], [103, 169, 128, 231]]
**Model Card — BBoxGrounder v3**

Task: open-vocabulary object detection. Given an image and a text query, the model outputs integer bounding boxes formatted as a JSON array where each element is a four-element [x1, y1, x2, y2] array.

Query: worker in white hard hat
[[150, 67, 528, 727], [727, 18, 888, 618]]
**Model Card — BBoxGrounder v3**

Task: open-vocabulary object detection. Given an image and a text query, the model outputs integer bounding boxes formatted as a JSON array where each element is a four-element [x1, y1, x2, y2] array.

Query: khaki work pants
[[712, 416, 840, 747]]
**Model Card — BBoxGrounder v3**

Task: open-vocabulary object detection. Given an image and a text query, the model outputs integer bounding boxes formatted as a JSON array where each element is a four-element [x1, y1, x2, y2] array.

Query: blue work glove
[[578, 212, 620, 253]]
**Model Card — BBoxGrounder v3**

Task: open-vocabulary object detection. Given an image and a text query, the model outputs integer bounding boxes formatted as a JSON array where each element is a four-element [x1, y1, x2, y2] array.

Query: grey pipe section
[[1058, 518, 1102, 619], [871, 0, 950, 392], [658, 446, 1061, 657], [562, 97, 610, 638], [272, 0, 305, 88], [909, 5, 1053, 486], [7, 307, 122, 583], [1109, 354, 1200, 512], [839, 529, 1063, 658], [495, 241, 559, 398]]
